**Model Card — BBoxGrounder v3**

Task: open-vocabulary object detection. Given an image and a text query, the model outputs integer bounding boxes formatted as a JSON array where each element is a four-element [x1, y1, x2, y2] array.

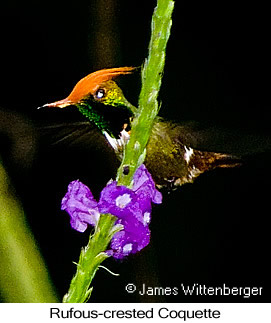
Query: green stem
[[117, 0, 175, 187], [63, 214, 121, 303], [64, 0, 175, 302]]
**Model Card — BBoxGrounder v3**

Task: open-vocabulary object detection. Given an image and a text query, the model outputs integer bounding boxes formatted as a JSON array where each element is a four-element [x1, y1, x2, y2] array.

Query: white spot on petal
[[123, 243, 133, 254], [115, 193, 131, 209], [143, 212, 151, 226]]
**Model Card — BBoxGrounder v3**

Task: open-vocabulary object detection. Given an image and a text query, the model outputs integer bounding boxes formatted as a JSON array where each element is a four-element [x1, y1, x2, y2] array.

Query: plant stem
[[117, 0, 175, 187], [63, 214, 121, 303], [64, 0, 175, 302]]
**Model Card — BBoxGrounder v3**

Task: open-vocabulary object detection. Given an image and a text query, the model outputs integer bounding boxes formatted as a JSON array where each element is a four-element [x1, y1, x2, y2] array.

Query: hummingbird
[[41, 67, 240, 189]]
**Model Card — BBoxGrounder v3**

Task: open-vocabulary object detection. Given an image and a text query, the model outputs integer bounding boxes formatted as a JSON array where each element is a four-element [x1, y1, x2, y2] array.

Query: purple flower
[[98, 177, 157, 259], [61, 164, 162, 258], [61, 180, 99, 232], [133, 164, 162, 204], [98, 181, 140, 220], [110, 219, 151, 259]]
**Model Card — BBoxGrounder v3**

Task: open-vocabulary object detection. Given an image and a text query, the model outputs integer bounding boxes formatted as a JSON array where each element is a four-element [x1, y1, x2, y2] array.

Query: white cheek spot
[[115, 193, 132, 208], [184, 146, 194, 164]]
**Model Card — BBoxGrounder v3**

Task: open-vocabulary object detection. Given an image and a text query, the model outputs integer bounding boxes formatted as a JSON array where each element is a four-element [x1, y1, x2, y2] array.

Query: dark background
[[0, 0, 270, 302]]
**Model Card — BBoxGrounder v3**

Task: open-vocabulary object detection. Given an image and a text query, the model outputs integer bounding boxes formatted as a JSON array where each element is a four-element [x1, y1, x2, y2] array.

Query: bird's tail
[[192, 150, 242, 173], [212, 152, 242, 169]]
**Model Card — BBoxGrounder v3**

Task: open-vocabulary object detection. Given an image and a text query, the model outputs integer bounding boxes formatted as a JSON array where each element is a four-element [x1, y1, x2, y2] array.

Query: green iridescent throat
[[76, 81, 137, 138], [77, 102, 103, 130], [77, 99, 134, 139]]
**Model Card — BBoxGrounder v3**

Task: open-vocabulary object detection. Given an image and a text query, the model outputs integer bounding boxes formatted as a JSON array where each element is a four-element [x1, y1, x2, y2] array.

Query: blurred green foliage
[[0, 161, 58, 302]]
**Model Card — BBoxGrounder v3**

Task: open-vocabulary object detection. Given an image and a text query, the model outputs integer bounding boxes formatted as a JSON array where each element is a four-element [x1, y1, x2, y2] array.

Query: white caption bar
[[0, 303, 270, 323]]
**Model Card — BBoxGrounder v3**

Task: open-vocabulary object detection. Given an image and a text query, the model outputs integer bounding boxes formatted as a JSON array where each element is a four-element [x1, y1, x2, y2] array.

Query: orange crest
[[67, 67, 135, 103], [41, 67, 136, 109]]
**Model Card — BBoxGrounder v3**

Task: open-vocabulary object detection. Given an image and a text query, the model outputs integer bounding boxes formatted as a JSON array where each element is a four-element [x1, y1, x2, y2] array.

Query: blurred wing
[[35, 118, 120, 188], [170, 119, 271, 157], [37, 119, 119, 160]]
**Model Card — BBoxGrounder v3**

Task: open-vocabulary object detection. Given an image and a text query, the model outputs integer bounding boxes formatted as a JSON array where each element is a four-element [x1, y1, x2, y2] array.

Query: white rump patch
[[184, 146, 194, 164]]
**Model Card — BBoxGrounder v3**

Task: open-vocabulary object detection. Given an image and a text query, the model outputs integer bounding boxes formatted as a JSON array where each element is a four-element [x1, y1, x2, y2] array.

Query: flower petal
[[98, 181, 138, 219], [61, 164, 161, 258], [110, 219, 150, 259], [61, 180, 99, 232], [132, 164, 162, 204]]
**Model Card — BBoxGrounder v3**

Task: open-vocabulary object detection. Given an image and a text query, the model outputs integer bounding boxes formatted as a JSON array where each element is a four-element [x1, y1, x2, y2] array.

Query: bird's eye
[[95, 88, 105, 99]]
